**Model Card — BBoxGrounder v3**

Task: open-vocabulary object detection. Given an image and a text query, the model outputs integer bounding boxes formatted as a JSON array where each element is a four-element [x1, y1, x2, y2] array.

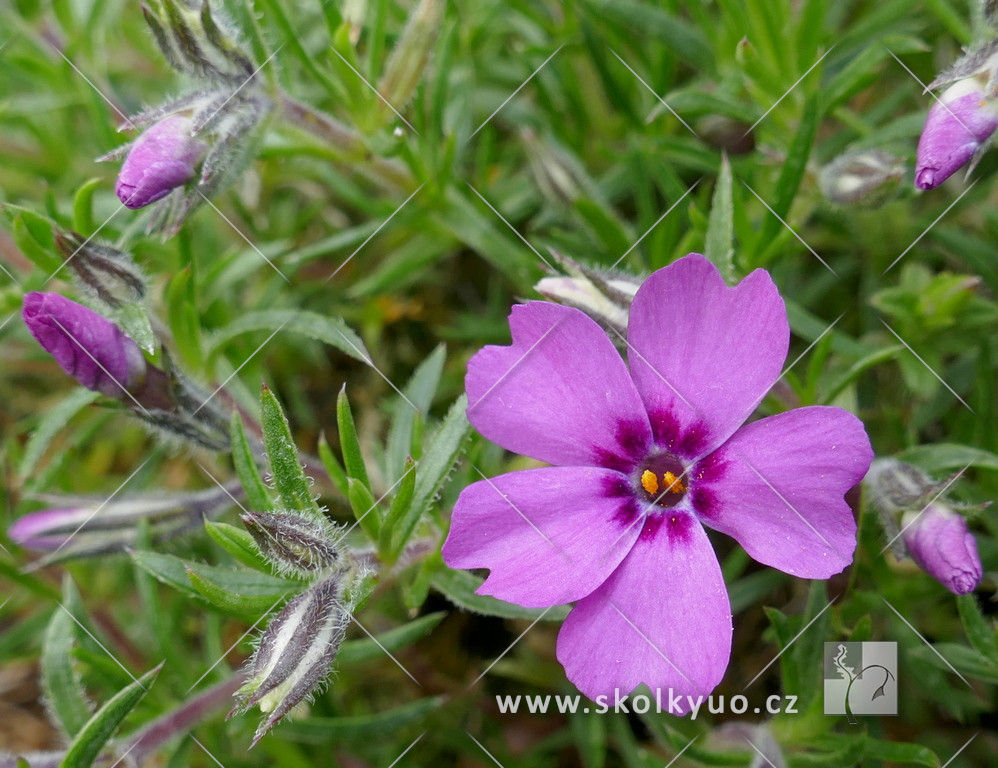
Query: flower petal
[[692, 406, 872, 578], [466, 302, 651, 470], [627, 254, 788, 459], [442, 468, 643, 607], [8, 508, 89, 544], [22, 292, 147, 396], [116, 116, 204, 208], [903, 504, 982, 595], [915, 82, 998, 190], [556, 513, 731, 709]]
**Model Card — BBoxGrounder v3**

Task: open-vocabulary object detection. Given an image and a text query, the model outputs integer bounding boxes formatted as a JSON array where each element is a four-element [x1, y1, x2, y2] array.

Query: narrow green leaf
[[897, 443, 998, 473], [780, 733, 866, 767], [607, 712, 643, 768], [579, 21, 640, 122], [131, 525, 188, 677], [377, 0, 444, 116], [337, 385, 371, 489], [823, 44, 891, 112], [112, 302, 156, 355], [755, 94, 821, 266], [132, 550, 298, 609], [386, 345, 446, 484], [912, 642, 998, 683], [18, 389, 99, 484], [4, 206, 61, 274], [579, 0, 713, 72], [186, 565, 296, 615], [318, 432, 350, 498], [705, 153, 734, 282], [957, 594, 998, 662], [863, 736, 940, 767], [922, 0, 972, 43], [570, 707, 607, 768], [795, 0, 826, 72], [261, 385, 322, 517], [432, 568, 569, 621], [391, 395, 471, 556], [258, 0, 341, 97], [60, 664, 161, 768], [230, 413, 273, 513], [338, 611, 446, 665], [380, 458, 416, 558], [402, 549, 439, 612], [822, 345, 901, 405], [42, 597, 92, 736], [789, 581, 830, 709], [572, 199, 634, 259], [203, 520, 270, 571], [0, 558, 62, 601], [206, 310, 370, 365], [347, 477, 381, 541], [785, 299, 872, 359], [278, 696, 446, 742], [436, 189, 540, 286], [130, 550, 211, 601], [639, 712, 751, 766], [847, 615, 873, 643], [763, 606, 794, 650], [351, 246, 446, 304], [728, 569, 787, 614], [71, 178, 102, 235], [164, 268, 202, 369]]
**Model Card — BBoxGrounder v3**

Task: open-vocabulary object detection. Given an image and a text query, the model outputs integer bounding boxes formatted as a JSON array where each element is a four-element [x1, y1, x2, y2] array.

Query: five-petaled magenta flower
[[115, 115, 206, 209], [902, 503, 982, 595], [443, 254, 873, 709], [915, 79, 998, 190], [23, 292, 148, 397]]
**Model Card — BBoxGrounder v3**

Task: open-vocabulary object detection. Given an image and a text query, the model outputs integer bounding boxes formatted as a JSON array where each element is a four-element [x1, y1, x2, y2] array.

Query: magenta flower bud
[[915, 79, 998, 190], [8, 507, 93, 551], [115, 115, 205, 209], [902, 504, 982, 595], [8, 484, 240, 561], [22, 292, 148, 398]]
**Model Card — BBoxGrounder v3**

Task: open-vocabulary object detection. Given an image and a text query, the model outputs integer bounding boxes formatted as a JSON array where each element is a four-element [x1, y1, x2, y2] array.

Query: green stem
[[277, 94, 414, 190]]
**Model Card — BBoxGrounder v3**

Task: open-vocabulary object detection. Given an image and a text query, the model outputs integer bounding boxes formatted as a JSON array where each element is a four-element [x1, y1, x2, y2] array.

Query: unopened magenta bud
[[916, 80, 998, 190], [115, 115, 205, 209], [902, 503, 982, 595], [22, 292, 148, 398]]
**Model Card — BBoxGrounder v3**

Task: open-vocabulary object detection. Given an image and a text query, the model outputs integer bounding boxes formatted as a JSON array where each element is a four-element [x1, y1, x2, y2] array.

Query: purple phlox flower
[[916, 78, 998, 190], [22, 291, 149, 398], [115, 115, 206, 209], [443, 253, 873, 709], [901, 503, 982, 595]]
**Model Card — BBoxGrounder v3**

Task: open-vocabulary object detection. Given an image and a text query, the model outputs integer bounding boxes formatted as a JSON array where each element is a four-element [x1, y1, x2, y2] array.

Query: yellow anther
[[663, 471, 686, 494], [640, 469, 659, 495]]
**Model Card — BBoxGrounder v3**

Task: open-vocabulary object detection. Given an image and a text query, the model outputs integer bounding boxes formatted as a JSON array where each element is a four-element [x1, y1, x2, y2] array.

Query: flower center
[[636, 452, 687, 508]]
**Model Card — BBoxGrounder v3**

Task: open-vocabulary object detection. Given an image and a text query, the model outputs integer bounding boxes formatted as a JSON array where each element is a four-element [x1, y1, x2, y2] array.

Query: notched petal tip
[[465, 300, 650, 469]]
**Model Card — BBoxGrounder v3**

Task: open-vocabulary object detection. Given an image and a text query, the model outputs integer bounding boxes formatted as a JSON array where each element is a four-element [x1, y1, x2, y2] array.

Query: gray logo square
[[823, 642, 897, 718]]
